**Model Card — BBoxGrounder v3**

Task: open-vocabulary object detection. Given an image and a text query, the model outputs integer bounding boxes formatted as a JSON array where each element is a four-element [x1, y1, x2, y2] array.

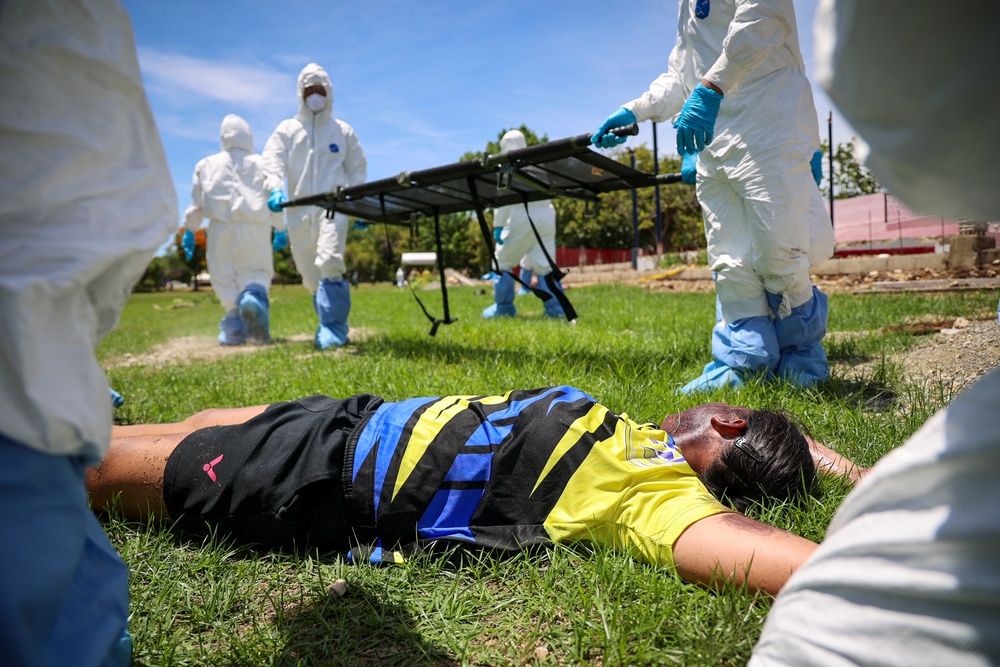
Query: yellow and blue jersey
[[346, 386, 730, 565]]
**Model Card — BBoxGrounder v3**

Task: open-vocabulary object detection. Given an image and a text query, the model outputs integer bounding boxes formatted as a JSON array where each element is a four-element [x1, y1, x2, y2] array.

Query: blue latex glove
[[268, 189, 288, 213], [674, 84, 723, 154], [810, 150, 824, 186], [272, 229, 288, 252], [352, 220, 370, 231], [181, 229, 195, 261], [591, 107, 637, 149], [681, 151, 698, 185], [493, 227, 504, 245], [108, 387, 124, 408]]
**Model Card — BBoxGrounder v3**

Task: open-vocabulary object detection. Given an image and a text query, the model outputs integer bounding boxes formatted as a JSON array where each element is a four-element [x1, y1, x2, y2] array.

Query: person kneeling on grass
[[89, 386, 865, 596]]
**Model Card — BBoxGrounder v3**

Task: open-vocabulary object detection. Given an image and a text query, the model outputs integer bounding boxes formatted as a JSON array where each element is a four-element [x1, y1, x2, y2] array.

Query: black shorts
[[163, 394, 382, 551]]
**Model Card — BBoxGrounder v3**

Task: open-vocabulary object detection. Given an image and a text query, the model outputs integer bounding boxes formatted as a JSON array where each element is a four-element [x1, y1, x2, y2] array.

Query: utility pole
[[828, 111, 835, 227], [630, 149, 639, 270], [653, 122, 663, 254]]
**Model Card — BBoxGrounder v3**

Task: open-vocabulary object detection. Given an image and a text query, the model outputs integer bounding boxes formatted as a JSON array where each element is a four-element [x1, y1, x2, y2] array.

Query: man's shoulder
[[268, 117, 306, 139]]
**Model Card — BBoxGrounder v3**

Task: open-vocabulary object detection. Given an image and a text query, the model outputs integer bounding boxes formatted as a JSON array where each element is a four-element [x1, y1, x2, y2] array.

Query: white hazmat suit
[[0, 0, 176, 664], [622, 0, 833, 392], [483, 130, 566, 320], [183, 114, 280, 345], [263, 63, 366, 349], [751, 2, 1000, 665]]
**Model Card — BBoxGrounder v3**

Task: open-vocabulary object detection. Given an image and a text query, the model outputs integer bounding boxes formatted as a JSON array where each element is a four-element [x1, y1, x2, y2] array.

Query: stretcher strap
[[521, 196, 577, 321], [379, 193, 394, 263], [467, 176, 502, 277], [466, 176, 553, 298], [405, 207, 456, 336]]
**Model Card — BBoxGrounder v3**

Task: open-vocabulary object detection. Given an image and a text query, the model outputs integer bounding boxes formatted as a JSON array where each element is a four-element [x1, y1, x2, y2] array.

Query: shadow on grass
[[816, 376, 898, 413], [358, 334, 704, 379], [273, 582, 458, 667]]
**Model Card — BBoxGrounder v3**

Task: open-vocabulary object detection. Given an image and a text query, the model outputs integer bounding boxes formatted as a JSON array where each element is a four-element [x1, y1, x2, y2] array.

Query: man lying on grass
[[89, 386, 865, 596]]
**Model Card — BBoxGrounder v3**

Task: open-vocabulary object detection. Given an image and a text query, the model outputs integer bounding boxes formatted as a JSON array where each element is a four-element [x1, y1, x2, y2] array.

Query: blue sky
[[123, 0, 855, 241]]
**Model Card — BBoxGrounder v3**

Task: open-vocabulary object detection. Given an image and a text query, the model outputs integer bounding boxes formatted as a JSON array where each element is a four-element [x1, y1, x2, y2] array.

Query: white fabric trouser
[[205, 219, 273, 311], [495, 214, 555, 274], [286, 208, 348, 292], [698, 149, 830, 324]]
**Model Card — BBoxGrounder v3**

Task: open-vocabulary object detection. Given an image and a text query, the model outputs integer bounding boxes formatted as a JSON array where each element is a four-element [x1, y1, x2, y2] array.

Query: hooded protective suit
[[483, 130, 565, 319], [750, 3, 1000, 666], [184, 114, 280, 344], [0, 1, 176, 664], [622, 0, 833, 391], [262, 63, 366, 348]]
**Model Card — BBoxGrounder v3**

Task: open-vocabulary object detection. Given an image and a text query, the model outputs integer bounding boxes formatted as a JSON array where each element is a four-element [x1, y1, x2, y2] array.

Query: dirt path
[[105, 329, 371, 369]]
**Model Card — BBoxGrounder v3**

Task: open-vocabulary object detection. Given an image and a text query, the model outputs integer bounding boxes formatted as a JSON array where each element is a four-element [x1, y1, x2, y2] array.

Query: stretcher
[[282, 124, 683, 334]]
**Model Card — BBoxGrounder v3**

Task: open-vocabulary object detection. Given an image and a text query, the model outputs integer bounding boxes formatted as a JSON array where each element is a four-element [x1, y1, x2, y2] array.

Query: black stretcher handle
[[282, 188, 343, 210], [482, 123, 644, 169], [657, 172, 684, 185], [605, 123, 641, 140], [569, 122, 640, 149]]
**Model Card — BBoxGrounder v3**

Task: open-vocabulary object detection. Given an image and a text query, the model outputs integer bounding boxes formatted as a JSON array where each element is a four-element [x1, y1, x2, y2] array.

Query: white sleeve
[[624, 45, 689, 123], [342, 124, 367, 187], [703, 0, 793, 94], [181, 164, 203, 231], [261, 124, 290, 193], [493, 205, 513, 229]]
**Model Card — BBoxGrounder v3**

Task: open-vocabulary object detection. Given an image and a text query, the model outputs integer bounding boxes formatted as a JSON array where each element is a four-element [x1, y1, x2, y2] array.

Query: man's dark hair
[[699, 409, 816, 513]]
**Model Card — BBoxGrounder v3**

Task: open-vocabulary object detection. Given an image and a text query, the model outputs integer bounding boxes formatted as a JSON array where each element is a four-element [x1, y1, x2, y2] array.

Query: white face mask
[[305, 93, 326, 112]]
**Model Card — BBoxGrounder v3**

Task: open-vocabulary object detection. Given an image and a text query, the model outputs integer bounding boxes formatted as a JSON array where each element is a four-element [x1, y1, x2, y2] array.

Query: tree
[[819, 139, 882, 199], [556, 146, 703, 252]]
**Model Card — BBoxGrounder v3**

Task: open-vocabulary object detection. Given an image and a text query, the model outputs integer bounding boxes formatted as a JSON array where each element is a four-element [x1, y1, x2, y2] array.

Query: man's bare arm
[[672, 513, 819, 596], [806, 435, 870, 482]]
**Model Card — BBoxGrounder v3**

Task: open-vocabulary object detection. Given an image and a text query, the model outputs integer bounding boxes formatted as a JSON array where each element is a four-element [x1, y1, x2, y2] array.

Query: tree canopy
[[819, 139, 883, 199]]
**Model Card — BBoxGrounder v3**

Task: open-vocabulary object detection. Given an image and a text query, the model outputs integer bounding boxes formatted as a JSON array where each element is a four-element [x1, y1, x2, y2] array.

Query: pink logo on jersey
[[203, 454, 224, 482]]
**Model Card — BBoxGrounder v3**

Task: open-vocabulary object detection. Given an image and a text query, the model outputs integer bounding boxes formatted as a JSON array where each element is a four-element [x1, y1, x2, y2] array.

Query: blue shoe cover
[[711, 312, 779, 374], [218, 309, 247, 345], [766, 287, 830, 387], [238, 284, 271, 344], [678, 360, 743, 394], [517, 268, 533, 296], [109, 388, 124, 408], [535, 272, 566, 319], [109, 629, 132, 667], [776, 347, 829, 387], [315, 278, 350, 349], [482, 302, 517, 318], [483, 272, 517, 318], [316, 325, 348, 349]]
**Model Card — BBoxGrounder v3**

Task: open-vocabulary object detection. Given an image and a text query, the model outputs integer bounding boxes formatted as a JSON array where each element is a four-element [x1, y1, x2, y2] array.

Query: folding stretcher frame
[[283, 124, 683, 334]]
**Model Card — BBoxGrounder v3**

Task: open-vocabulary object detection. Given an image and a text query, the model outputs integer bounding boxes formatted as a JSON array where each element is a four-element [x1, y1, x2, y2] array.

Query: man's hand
[[681, 151, 698, 185], [272, 229, 288, 252], [181, 229, 195, 261], [674, 83, 723, 154], [810, 150, 824, 187], [268, 189, 288, 213], [591, 107, 637, 149]]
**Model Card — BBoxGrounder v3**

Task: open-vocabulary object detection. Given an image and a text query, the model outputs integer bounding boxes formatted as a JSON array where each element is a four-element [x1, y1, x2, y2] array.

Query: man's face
[[303, 84, 326, 98], [661, 402, 751, 433]]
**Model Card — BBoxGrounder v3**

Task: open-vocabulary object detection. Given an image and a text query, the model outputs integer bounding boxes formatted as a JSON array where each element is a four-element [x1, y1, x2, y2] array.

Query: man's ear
[[710, 415, 747, 439]]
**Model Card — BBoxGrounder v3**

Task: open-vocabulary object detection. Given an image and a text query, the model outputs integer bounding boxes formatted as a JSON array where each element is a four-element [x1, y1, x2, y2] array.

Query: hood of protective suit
[[297, 63, 334, 122], [220, 113, 253, 152], [499, 129, 527, 154]]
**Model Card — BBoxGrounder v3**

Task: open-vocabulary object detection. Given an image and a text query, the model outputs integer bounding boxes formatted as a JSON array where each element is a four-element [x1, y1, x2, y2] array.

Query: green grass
[[98, 283, 997, 666]]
